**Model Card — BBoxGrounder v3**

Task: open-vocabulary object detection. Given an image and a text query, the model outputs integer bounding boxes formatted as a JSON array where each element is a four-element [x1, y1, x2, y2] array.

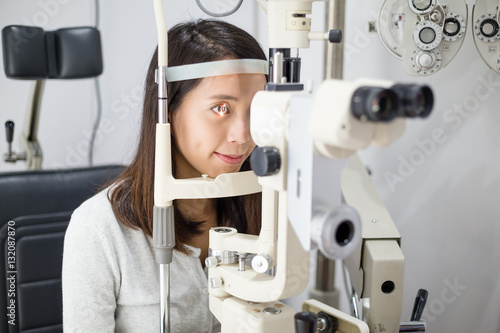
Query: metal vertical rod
[[315, 252, 336, 291], [160, 264, 170, 333], [153, 205, 175, 333], [156, 65, 170, 333], [314, 0, 346, 305], [273, 52, 284, 84], [21, 79, 45, 170], [153, 1, 172, 332], [324, 0, 345, 80]]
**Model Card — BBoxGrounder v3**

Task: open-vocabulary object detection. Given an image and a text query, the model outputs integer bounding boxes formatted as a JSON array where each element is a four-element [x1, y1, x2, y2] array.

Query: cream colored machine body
[[472, 0, 500, 73], [207, 75, 427, 332], [152, 1, 430, 332], [377, 0, 468, 76]]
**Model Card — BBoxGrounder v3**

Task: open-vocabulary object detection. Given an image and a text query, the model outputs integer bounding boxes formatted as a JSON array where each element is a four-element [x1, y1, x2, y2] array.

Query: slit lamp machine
[[151, 1, 433, 332]]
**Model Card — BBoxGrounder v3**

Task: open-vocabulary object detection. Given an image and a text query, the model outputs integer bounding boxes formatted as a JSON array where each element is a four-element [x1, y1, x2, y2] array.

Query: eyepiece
[[336, 220, 355, 246], [391, 84, 434, 118], [351, 86, 399, 122]]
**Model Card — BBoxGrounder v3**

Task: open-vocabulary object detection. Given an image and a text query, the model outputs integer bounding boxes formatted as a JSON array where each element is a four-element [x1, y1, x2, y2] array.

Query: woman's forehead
[[198, 73, 266, 92]]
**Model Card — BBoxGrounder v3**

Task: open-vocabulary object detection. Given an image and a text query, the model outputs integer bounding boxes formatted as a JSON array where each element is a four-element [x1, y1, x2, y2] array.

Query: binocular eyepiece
[[351, 84, 434, 122]]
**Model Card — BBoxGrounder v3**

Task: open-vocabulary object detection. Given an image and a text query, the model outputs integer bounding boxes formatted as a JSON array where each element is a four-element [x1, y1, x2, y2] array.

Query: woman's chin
[[206, 166, 244, 178]]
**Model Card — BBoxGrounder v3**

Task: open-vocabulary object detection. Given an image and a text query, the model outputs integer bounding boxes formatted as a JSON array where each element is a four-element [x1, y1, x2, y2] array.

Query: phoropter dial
[[443, 12, 466, 42], [411, 49, 442, 75], [408, 0, 437, 15], [475, 13, 500, 43], [414, 20, 443, 50]]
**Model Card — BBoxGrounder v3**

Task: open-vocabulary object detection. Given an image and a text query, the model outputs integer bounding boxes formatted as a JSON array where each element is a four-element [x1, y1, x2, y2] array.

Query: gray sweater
[[62, 187, 220, 332]]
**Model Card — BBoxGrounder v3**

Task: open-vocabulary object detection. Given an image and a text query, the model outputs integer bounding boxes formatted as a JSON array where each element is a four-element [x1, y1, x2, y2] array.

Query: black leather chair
[[1, 24, 125, 333], [0, 165, 124, 333]]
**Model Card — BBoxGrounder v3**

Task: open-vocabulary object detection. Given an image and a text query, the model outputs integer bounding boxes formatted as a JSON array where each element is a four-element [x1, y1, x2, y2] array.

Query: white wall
[[1, 1, 499, 332], [344, 1, 500, 332]]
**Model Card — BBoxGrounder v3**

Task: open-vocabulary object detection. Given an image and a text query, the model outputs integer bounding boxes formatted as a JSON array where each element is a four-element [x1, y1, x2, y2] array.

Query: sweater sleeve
[[62, 207, 120, 333]]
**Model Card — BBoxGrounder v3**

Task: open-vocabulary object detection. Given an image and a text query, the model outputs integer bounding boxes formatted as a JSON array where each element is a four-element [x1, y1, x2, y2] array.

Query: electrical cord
[[88, 0, 102, 166], [195, 0, 244, 17], [89, 77, 102, 166], [94, 0, 100, 27], [342, 260, 360, 319]]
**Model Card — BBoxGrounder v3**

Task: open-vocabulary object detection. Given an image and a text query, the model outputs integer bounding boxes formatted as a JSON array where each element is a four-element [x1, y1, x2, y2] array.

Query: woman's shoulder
[[69, 185, 118, 235]]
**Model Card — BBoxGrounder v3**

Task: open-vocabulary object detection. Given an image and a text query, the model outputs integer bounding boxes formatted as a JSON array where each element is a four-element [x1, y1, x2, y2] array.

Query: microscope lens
[[372, 91, 391, 115], [351, 87, 398, 122], [415, 92, 425, 114], [391, 84, 434, 118]]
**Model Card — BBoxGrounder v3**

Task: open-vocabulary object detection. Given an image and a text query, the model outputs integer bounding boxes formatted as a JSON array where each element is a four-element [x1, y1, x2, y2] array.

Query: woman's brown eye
[[212, 103, 230, 117]]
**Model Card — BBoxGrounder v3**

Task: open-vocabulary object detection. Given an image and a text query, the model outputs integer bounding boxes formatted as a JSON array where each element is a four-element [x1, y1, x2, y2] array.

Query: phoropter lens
[[351, 87, 399, 122], [419, 27, 436, 44], [480, 19, 499, 38], [412, 0, 432, 11], [444, 18, 460, 37]]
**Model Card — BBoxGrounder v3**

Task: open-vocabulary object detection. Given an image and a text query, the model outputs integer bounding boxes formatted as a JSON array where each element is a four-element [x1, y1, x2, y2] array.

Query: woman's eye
[[212, 103, 230, 117]]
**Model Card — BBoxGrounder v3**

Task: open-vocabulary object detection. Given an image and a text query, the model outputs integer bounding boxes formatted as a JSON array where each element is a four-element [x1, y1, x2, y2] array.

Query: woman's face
[[172, 73, 267, 179]]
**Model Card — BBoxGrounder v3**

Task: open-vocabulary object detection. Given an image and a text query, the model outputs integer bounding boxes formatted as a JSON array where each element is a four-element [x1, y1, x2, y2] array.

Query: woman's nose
[[227, 112, 251, 144]]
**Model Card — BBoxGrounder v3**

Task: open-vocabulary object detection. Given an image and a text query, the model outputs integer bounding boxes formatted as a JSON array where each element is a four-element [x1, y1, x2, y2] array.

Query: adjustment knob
[[418, 53, 434, 68], [294, 311, 318, 333], [209, 277, 223, 289], [250, 147, 281, 177], [251, 254, 273, 273], [5, 121, 14, 143], [205, 256, 219, 268], [328, 29, 342, 43]]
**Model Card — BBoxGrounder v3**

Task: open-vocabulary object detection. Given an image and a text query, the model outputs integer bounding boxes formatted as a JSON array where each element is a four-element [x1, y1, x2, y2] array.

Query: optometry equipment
[[152, 1, 432, 332], [152, 1, 270, 332], [472, 0, 500, 74], [377, 0, 467, 76]]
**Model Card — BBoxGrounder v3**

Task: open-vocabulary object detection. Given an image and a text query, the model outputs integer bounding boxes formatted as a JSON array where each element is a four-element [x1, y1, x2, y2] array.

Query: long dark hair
[[108, 20, 266, 253]]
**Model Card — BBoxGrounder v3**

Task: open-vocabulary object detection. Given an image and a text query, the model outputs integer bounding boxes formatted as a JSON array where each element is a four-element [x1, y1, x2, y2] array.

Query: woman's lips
[[215, 152, 244, 165]]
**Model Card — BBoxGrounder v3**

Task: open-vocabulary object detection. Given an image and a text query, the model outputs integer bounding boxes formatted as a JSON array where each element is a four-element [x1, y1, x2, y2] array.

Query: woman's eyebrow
[[208, 94, 238, 101]]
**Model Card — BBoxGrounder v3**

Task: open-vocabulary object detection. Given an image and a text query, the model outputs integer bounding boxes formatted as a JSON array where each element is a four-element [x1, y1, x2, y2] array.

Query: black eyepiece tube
[[351, 86, 399, 122], [391, 84, 434, 118]]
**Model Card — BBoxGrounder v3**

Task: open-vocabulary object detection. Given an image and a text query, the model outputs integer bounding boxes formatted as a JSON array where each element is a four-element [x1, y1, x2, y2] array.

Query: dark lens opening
[[351, 87, 399, 122], [391, 84, 434, 118], [480, 19, 499, 38], [412, 0, 432, 11], [444, 18, 460, 37], [335, 220, 354, 247], [419, 27, 436, 44]]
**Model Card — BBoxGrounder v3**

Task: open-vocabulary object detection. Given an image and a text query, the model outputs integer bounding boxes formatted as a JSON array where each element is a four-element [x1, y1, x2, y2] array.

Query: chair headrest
[[2, 25, 103, 80]]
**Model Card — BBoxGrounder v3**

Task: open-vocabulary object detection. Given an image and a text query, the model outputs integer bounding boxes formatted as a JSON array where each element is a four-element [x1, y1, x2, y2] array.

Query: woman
[[62, 19, 266, 332]]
